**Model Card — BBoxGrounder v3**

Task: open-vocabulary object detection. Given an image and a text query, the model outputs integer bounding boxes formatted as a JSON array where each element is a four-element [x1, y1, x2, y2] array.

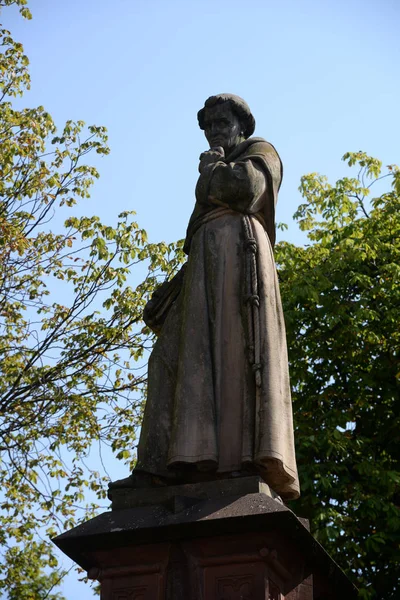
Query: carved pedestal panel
[[183, 532, 311, 600], [88, 532, 314, 599], [88, 544, 170, 600], [101, 572, 161, 600], [210, 569, 264, 599]]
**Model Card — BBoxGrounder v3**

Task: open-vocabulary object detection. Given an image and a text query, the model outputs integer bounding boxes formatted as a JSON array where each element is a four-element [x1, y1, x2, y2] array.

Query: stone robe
[[136, 137, 300, 500]]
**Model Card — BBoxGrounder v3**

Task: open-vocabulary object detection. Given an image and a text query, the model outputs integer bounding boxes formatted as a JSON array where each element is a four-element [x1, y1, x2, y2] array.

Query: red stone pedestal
[[53, 477, 357, 599]]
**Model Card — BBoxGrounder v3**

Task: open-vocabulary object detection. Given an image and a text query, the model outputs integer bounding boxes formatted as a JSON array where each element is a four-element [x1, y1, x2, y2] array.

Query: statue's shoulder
[[229, 137, 281, 164], [232, 137, 282, 186], [239, 137, 281, 161]]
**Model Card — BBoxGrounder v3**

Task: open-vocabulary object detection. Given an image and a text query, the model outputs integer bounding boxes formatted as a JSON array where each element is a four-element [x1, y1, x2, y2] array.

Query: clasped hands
[[198, 146, 225, 173]]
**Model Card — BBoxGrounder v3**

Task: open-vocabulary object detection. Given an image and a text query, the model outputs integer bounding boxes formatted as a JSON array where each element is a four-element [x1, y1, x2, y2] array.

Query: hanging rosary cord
[[242, 215, 262, 388]]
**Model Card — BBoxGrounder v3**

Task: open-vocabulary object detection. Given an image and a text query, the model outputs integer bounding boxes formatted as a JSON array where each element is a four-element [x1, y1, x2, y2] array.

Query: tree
[[0, 2, 184, 597], [276, 151, 400, 599]]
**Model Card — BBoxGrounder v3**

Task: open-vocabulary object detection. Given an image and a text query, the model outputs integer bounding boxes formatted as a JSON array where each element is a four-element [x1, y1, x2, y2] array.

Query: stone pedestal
[[53, 477, 357, 599]]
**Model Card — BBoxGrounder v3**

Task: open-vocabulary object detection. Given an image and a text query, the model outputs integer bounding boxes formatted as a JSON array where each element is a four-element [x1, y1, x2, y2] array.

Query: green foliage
[[0, 4, 185, 598], [277, 152, 400, 599], [0, 0, 32, 21], [2, 542, 66, 600]]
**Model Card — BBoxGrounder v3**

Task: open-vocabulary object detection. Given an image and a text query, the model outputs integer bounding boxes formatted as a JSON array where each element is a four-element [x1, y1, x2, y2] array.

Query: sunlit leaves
[[277, 152, 400, 599], [0, 4, 185, 598]]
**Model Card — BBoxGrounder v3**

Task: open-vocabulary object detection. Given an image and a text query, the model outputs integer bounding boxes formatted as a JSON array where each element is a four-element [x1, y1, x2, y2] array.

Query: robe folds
[[137, 137, 300, 500]]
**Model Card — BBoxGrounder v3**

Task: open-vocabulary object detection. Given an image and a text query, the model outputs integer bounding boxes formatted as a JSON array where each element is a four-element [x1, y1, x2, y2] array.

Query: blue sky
[[5, 0, 400, 597]]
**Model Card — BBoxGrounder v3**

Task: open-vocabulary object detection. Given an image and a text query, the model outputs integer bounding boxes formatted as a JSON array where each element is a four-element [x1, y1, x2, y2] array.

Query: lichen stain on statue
[[110, 94, 300, 501]]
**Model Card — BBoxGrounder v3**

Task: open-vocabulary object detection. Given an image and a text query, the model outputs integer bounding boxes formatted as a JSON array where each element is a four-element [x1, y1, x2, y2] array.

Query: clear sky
[[5, 0, 400, 597]]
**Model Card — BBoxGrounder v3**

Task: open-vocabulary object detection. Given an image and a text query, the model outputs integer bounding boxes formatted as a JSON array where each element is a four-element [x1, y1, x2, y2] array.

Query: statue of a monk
[[115, 94, 300, 501]]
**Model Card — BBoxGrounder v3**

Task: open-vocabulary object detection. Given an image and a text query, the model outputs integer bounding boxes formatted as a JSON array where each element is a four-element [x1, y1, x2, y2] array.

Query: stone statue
[[112, 94, 300, 501]]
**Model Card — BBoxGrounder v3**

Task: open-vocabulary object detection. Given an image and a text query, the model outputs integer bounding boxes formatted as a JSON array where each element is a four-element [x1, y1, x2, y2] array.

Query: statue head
[[197, 94, 255, 155]]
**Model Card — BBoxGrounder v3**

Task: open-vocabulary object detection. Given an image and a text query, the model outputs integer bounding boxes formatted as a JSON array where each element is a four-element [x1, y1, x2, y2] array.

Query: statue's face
[[203, 103, 242, 154]]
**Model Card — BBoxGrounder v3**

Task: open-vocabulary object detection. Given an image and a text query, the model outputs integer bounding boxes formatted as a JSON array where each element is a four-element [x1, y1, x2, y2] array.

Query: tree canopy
[[0, 2, 183, 597], [277, 152, 400, 599]]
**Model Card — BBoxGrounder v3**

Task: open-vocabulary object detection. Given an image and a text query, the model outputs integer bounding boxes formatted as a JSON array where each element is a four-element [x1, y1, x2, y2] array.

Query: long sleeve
[[208, 159, 267, 213]]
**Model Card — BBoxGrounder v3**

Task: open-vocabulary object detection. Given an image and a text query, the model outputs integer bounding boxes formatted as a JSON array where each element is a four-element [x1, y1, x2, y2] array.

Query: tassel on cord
[[242, 215, 262, 388]]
